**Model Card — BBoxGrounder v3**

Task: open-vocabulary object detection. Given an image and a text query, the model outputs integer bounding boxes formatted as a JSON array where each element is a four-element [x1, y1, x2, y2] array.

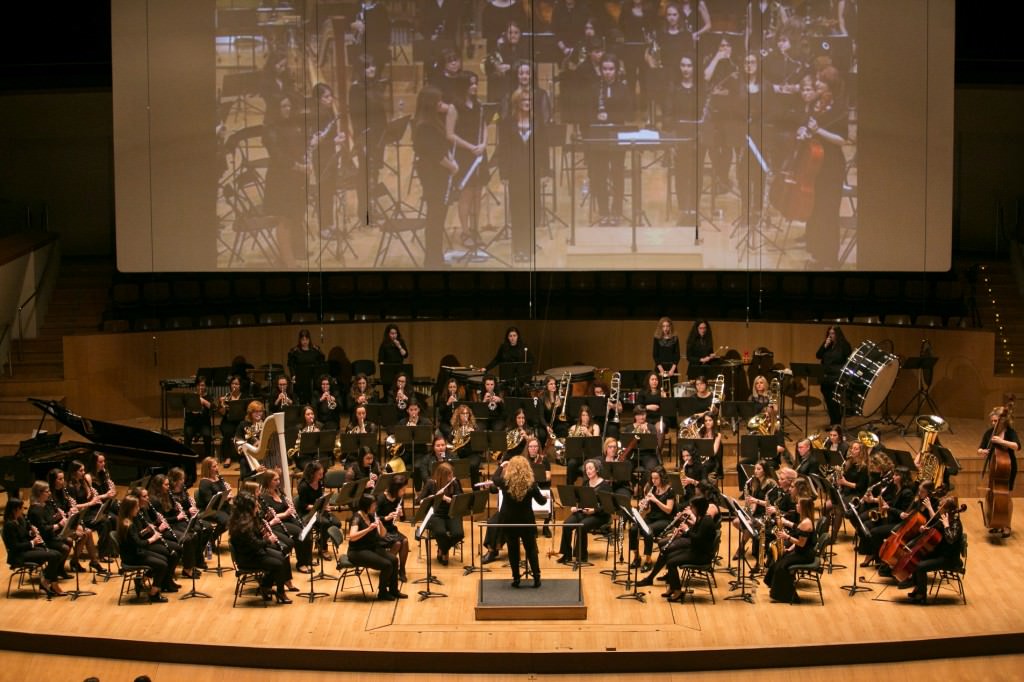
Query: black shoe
[[542, 526, 552, 538], [89, 561, 110, 576], [398, 571, 408, 583], [533, 575, 541, 588], [656, 573, 669, 582], [163, 584, 180, 594], [275, 590, 293, 604], [69, 560, 87, 573], [511, 579, 521, 588], [286, 585, 300, 592], [259, 587, 274, 602], [896, 578, 914, 590], [641, 560, 652, 572], [635, 575, 655, 587], [556, 556, 571, 565], [667, 592, 684, 603], [629, 557, 641, 569], [438, 555, 449, 566], [481, 551, 499, 565], [391, 590, 408, 599], [378, 592, 397, 601], [149, 593, 168, 603]]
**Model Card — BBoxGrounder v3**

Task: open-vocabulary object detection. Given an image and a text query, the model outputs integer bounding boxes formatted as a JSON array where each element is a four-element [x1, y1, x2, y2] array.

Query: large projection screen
[[112, 0, 953, 273]]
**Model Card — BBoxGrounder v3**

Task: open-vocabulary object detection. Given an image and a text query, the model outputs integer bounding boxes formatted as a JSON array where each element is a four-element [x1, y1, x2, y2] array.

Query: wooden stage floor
[[2, 416, 1024, 673]]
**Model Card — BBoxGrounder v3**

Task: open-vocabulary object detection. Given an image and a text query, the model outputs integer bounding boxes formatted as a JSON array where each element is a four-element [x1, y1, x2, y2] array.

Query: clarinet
[[139, 511, 171, 552]]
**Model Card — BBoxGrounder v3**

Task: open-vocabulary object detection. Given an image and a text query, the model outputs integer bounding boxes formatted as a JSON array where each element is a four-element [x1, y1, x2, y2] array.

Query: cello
[[769, 91, 830, 222], [980, 405, 1016, 534], [891, 498, 967, 583]]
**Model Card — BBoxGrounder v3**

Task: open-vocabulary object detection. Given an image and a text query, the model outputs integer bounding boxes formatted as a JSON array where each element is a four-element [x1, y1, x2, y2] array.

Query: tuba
[[916, 415, 949, 489], [679, 413, 703, 438], [858, 430, 880, 452]]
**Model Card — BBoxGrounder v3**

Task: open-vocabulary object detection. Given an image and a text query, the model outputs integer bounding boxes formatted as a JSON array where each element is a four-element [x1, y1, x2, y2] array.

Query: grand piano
[[0, 398, 200, 496]]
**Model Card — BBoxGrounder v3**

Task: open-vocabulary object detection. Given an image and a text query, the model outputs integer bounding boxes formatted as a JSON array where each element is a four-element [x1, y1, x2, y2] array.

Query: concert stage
[[1, 495, 1023, 675]]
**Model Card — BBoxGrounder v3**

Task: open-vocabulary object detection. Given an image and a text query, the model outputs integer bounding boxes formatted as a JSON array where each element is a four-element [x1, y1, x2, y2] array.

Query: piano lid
[[27, 398, 198, 461]]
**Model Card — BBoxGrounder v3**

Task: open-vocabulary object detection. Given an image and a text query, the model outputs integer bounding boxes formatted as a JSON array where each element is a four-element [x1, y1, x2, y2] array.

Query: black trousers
[[505, 527, 540, 581], [349, 546, 397, 593], [427, 515, 464, 556], [629, 517, 670, 556], [255, 547, 290, 590], [15, 547, 64, 581], [559, 512, 607, 560]]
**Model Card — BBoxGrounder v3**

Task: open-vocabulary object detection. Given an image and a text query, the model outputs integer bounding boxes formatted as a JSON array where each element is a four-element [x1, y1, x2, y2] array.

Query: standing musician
[[315, 377, 340, 429], [348, 55, 387, 224], [484, 20, 528, 107], [635, 496, 717, 603], [685, 319, 718, 379], [629, 466, 676, 572], [762, 30, 806, 164], [494, 456, 547, 588], [557, 458, 612, 564], [228, 492, 293, 604], [117, 495, 171, 603], [906, 495, 964, 604], [653, 317, 681, 381], [618, 0, 657, 112], [348, 373, 374, 417], [310, 82, 342, 237], [449, 404, 479, 485], [418, 0, 463, 56], [816, 324, 852, 425], [485, 326, 528, 372], [415, 462, 464, 567], [183, 376, 214, 457], [561, 34, 605, 127], [766, 496, 816, 603], [498, 86, 549, 263], [702, 36, 740, 196], [376, 474, 410, 583], [217, 374, 245, 468], [295, 461, 339, 562], [148, 474, 201, 580], [262, 94, 305, 268], [267, 375, 297, 415], [3, 498, 66, 596], [979, 405, 1019, 537], [450, 71, 489, 246], [378, 323, 410, 366], [482, 0, 526, 52], [540, 375, 567, 443], [235, 401, 269, 483], [348, 494, 406, 601], [503, 60, 554, 125], [413, 85, 458, 268], [27, 480, 71, 575], [585, 52, 630, 226], [664, 53, 700, 225], [349, 1, 392, 77]]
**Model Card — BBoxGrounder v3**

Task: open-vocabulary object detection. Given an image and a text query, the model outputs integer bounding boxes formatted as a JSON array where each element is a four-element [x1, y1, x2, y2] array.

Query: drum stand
[[893, 356, 946, 434]]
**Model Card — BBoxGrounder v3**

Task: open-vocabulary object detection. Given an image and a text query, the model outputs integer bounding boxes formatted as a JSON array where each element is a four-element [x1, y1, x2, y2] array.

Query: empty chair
[[291, 311, 318, 324], [228, 313, 256, 327], [164, 316, 193, 330], [884, 314, 912, 326], [198, 314, 227, 328], [916, 314, 943, 328], [851, 315, 881, 325], [258, 312, 287, 325]]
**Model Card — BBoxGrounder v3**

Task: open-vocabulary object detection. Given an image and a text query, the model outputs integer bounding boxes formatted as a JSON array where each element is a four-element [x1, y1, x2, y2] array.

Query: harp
[[242, 412, 292, 498]]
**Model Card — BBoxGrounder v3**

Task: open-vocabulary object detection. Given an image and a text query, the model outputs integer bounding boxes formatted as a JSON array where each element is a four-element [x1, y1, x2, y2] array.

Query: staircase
[[0, 257, 114, 455], [973, 261, 1024, 376]]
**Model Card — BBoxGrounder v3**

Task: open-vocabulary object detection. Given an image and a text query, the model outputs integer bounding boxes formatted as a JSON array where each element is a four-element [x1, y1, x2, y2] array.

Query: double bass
[[980, 405, 1016, 533]]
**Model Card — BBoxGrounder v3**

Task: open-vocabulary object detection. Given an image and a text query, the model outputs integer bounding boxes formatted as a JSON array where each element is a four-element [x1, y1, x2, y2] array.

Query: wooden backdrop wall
[[63, 321, 1021, 423]]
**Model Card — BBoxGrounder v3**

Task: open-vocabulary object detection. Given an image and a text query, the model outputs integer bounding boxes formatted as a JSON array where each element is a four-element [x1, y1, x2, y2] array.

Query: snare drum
[[544, 365, 596, 397], [834, 341, 899, 416]]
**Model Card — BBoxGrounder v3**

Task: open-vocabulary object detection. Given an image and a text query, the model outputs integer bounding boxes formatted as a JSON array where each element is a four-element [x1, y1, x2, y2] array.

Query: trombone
[[602, 372, 621, 438], [556, 371, 571, 422]]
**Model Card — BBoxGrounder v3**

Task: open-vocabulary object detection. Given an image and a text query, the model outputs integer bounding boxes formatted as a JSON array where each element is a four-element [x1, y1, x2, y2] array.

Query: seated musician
[[629, 466, 676, 572], [315, 376, 340, 429], [557, 458, 612, 564], [259, 469, 308, 575], [503, 408, 536, 462], [183, 376, 214, 456], [291, 406, 321, 473], [132, 486, 182, 593], [749, 375, 770, 407], [600, 436, 634, 499], [697, 412, 724, 479], [541, 375, 566, 442], [395, 399, 432, 473], [692, 375, 714, 412], [585, 52, 630, 226], [869, 476, 934, 574], [905, 495, 964, 604], [3, 497, 65, 596], [590, 380, 622, 438], [765, 466, 799, 530], [420, 435, 452, 495], [49, 468, 105, 575], [636, 496, 717, 601], [622, 405, 659, 474], [849, 451, 895, 526], [766, 497, 817, 603], [836, 440, 869, 504], [116, 495, 170, 602], [228, 493, 293, 604], [414, 462, 464, 567], [479, 374, 506, 433], [826, 424, 848, 456], [679, 446, 706, 502], [66, 459, 115, 571], [346, 447, 381, 492], [785, 437, 814, 477], [347, 373, 374, 418], [168, 467, 209, 572], [235, 401, 269, 482], [295, 461, 339, 562], [196, 457, 232, 535], [376, 474, 410, 583], [437, 378, 461, 440], [148, 474, 201, 580], [449, 404, 480, 486], [347, 404, 378, 437], [733, 460, 778, 570], [267, 375, 297, 415], [27, 480, 71, 578], [217, 374, 246, 468], [348, 494, 405, 601], [524, 436, 553, 537], [387, 372, 413, 422]]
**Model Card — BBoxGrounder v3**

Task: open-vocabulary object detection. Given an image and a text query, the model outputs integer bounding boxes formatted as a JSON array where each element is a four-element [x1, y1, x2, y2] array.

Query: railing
[[12, 244, 60, 368]]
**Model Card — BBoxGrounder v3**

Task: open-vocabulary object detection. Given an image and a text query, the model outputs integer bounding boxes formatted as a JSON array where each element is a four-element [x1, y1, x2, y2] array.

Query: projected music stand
[[734, 134, 786, 264], [378, 115, 419, 218]]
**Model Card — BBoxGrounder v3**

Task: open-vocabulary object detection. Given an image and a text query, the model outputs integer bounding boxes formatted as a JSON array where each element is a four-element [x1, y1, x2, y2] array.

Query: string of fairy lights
[[979, 264, 1014, 375]]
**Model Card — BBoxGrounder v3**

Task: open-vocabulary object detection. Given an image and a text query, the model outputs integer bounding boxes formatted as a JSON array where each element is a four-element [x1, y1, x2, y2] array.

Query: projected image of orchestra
[[214, 1, 857, 271]]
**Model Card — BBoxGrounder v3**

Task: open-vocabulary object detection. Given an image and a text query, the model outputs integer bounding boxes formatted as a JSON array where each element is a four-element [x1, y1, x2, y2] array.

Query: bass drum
[[834, 341, 899, 417]]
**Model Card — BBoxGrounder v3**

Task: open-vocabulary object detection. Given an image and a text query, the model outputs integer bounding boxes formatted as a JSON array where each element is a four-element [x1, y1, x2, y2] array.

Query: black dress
[[413, 117, 450, 267], [816, 336, 852, 424], [558, 478, 612, 562], [767, 522, 816, 602], [3, 517, 64, 581], [652, 336, 681, 374], [230, 522, 289, 591], [287, 345, 325, 405]]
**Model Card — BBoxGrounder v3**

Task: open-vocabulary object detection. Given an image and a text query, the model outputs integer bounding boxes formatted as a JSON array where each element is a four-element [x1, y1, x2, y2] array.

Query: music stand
[[60, 510, 95, 600], [893, 356, 944, 433], [226, 400, 247, 423], [378, 115, 420, 218], [366, 403, 398, 430], [339, 433, 378, 463], [724, 497, 756, 603], [178, 509, 211, 600], [839, 493, 873, 596], [394, 424, 433, 477], [721, 400, 760, 437], [618, 504, 650, 602], [299, 430, 337, 469], [597, 490, 631, 584], [412, 500, 446, 600], [304, 493, 337, 586], [566, 436, 602, 464], [462, 490, 492, 576], [199, 491, 230, 576], [499, 362, 533, 397]]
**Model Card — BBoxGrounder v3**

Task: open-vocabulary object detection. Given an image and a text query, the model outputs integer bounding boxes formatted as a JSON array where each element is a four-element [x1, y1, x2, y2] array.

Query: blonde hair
[[654, 316, 675, 338], [504, 456, 535, 501], [246, 401, 264, 419]]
